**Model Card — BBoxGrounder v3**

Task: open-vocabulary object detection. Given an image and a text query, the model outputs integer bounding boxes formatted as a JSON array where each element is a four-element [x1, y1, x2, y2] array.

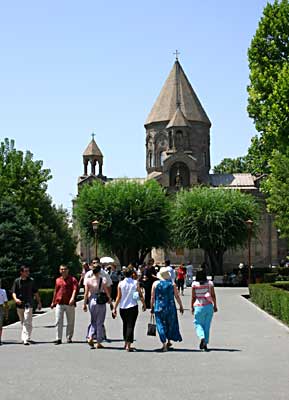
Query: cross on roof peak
[[91, 132, 95, 140], [173, 49, 180, 61]]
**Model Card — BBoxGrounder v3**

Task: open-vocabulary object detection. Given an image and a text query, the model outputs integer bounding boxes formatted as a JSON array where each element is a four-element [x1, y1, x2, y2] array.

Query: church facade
[[77, 59, 286, 270]]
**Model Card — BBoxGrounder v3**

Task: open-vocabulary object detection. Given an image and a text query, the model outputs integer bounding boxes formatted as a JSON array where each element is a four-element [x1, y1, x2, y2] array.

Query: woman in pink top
[[192, 269, 218, 351], [83, 264, 112, 349]]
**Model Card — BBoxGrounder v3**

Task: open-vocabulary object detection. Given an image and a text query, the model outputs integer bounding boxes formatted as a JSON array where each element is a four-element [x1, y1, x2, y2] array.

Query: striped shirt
[[192, 280, 214, 307]]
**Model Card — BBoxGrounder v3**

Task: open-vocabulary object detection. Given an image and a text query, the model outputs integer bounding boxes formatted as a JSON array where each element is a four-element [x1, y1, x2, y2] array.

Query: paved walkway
[[1, 288, 289, 400]]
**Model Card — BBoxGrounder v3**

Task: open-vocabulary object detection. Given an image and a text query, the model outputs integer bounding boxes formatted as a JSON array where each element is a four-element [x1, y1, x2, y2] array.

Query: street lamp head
[[92, 220, 99, 232], [245, 219, 253, 230]]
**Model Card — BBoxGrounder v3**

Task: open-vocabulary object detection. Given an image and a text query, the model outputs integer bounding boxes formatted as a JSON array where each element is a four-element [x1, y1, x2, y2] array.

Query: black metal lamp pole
[[92, 220, 99, 259], [245, 219, 253, 285]]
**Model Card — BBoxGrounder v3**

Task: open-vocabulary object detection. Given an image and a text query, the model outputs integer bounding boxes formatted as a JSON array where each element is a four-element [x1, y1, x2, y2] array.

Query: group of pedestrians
[[0, 259, 218, 352]]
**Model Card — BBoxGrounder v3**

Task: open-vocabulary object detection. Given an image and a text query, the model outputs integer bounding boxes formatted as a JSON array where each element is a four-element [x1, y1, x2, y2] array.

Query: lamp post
[[92, 220, 99, 259], [245, 219, 253, 285]]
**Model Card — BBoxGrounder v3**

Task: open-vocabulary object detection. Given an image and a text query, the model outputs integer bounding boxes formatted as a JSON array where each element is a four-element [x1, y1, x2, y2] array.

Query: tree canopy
[[0, 198, 46, 285], [0, 138, 78, 288], [74, 179, 170, 266], [171, 187, 260, 274], [213, 157, 250, 174], [263, 150, 289, 239], [247, 0, 289, 172]]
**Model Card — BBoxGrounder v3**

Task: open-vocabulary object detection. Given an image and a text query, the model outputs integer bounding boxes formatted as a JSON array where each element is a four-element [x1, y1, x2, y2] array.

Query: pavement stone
[[1, 287, 289, 400]]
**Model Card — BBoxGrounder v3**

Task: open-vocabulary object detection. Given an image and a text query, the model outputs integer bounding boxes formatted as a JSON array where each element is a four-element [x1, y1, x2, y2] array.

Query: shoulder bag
[[96, 278, 109, 305]]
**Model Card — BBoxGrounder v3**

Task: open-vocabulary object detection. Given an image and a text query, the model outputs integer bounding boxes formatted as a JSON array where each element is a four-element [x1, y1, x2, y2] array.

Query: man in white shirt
[[165, 259, 175, 283], [185, 261, 194, 287]]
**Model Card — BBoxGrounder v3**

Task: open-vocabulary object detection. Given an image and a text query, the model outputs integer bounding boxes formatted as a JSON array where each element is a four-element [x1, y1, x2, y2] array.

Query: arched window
[[148, 152, 153, 168], [175, 130, 183, 150], [159, 151, 166, 166]]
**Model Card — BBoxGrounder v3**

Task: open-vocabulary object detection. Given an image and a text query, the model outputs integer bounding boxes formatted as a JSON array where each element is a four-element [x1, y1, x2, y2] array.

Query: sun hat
[[157, 267, 171, 281]]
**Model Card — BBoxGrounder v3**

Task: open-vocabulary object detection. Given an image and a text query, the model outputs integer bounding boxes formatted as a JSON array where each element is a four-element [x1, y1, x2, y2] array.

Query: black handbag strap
[[98, 277, 103, 293], [150, 314, 155, 324]]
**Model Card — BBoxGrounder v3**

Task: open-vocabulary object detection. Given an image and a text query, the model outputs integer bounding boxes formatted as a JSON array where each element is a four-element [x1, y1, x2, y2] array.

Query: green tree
[[36, 196, 79, 282], [171, 187, 260, 274], [74, 179, 170, 266], [0, 197, 46, 289], [247, 0, 289, 171], [0, 138, 52, 224], [263, 150, 289, 239], [0, 138, 79, 283], [213, 157, 250, 174], [245, 135, 269, 175]]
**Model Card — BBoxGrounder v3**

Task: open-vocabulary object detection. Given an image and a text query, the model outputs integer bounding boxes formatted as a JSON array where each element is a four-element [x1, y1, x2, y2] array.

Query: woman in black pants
[[113, 268, 146, 351]]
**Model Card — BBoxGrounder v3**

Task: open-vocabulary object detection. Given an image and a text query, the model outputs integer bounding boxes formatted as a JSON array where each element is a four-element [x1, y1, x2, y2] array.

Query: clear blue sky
[[0, 0, 271, 211]]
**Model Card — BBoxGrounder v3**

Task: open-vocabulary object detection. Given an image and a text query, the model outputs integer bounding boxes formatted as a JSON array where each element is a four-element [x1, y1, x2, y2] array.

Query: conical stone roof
[[145, 61, 211, 126], [83, 138, 103, 157]]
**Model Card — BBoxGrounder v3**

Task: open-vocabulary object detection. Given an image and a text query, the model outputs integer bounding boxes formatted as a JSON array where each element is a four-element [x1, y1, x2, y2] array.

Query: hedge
[[3, 288, 54, 327], [273, 282, 289, 291], [263, 273, 278, 283], [249, 283, 289, 326], [38, 288, 55, 307]]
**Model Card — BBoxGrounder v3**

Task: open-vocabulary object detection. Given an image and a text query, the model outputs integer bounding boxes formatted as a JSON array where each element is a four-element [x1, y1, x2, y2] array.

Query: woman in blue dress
[[151, 267, 184, 352]]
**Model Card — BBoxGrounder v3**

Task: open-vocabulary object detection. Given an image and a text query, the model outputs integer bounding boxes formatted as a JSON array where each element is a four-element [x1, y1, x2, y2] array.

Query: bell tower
[[78, 134, 106, 189], [145, 56, 211, 190], [82, 133, 103, 177]]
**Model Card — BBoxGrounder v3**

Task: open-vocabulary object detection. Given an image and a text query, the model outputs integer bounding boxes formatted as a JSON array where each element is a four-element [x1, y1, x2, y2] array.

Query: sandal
[[127, 347, 136, 352]]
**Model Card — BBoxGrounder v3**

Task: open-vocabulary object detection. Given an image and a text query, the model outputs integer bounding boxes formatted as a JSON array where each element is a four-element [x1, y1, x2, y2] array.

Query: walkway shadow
[[136, 347, 241, 353], [136, 348, 199, 353], [206, 348, 241, 352], [2, 340, 53, 346]]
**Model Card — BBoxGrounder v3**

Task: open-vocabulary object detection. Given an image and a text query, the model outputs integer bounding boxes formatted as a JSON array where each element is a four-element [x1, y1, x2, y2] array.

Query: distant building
[[76, 59, 287, 271]]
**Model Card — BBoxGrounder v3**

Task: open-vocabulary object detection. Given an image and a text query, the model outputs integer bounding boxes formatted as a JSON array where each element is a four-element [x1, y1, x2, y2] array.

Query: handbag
[[147, 314, 156, 336], [96, 278, 109, 305]]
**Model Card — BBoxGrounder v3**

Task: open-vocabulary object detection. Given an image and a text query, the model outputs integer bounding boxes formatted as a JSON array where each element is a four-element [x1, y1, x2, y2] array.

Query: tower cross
[[91, 132, 95, 140], [173, 49, 180, 61]]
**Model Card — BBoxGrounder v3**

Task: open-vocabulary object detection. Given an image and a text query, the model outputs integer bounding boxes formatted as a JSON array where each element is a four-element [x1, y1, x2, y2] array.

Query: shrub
[[263, 273, 277, 283], [277, 267, 289, 276], [4, 300, 18, 326], [273, 282, 289, 291], [249, 283, 289, 326], [38, 289, 54, 307], [275, 275, 289, 282]]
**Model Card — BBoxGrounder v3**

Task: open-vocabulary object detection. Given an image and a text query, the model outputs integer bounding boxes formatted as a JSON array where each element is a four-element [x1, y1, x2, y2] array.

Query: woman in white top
[[192, 269, 218, 351], [113, 267, 146, 352]]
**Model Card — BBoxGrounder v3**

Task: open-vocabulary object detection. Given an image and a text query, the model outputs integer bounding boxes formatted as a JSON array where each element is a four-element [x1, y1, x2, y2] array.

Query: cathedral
[[77, 58, 286, 270]]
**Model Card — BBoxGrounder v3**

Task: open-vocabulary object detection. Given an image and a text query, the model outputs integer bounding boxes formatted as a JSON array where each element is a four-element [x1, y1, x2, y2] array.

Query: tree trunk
[[115, 247, 151, 267], [139, 248, 151, 265], [207, 249, 225, 276]]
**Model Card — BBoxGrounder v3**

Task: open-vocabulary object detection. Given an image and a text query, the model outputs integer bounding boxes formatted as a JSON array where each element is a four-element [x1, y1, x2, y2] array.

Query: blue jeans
[[194, 303, 214, 344]]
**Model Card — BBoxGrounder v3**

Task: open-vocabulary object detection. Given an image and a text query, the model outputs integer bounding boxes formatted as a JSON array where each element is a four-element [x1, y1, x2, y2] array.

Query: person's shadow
[[135, 347, 241, 353]]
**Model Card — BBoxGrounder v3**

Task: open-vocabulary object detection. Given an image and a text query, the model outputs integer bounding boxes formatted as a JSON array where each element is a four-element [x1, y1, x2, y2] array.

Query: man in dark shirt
[[143, 258, 157, 309], [12, 266, 42, 345], [51, 265, 78, 345]]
